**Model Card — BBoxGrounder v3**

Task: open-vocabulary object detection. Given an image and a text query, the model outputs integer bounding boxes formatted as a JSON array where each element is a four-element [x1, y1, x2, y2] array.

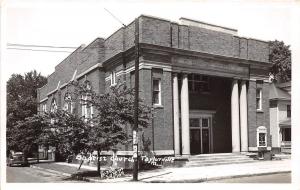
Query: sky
[[2, 0, 294, 81]]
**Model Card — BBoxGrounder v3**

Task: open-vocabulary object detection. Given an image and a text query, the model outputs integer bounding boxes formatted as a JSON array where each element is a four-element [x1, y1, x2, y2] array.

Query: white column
[[181, 73, 190, 155], [173, 73, 180, 155], [240, 81, 248, 152], [231, 79, 240, 152]]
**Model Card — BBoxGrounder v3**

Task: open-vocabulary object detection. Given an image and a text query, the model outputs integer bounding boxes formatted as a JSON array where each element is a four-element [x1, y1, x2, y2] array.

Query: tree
[[7, 70, 47, 152], [40, 110, 89, 161], [269, 40, 291, 82], [69, 81, 153, 176], [8, 114, 47, 163]]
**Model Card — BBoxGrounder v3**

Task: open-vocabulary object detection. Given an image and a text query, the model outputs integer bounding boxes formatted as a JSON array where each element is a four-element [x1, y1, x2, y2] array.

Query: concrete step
[[185, 153, 257, 167], [185, 160, 258, 167], [273, 154, 291, 160], [187, 157, 254, 164], [188, 155, 251, 161], [189, 153, 242, 157], [281, 148, 291, 154]]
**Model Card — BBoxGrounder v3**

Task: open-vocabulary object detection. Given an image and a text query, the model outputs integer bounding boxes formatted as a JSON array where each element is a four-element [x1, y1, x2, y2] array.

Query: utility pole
[[132, 18, 140, 181]]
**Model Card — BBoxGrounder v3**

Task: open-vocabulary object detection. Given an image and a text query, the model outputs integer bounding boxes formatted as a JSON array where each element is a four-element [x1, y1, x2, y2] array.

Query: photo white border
[[1, 1, 299, 190]]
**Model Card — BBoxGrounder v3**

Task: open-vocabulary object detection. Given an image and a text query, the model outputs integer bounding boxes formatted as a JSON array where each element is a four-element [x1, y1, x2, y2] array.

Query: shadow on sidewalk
[[62, 171, 100, 182]]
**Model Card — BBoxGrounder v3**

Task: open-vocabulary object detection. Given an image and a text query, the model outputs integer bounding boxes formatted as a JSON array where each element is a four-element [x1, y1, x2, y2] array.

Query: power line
[[104, 8, 126, 27], [7, 47, 120, 54], [7, 43, 77, 49], [7, 47, 73, 53]]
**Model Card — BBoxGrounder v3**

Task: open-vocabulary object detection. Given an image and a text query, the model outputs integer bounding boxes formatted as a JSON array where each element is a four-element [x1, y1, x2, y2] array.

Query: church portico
[[173, 71, 250, 155]]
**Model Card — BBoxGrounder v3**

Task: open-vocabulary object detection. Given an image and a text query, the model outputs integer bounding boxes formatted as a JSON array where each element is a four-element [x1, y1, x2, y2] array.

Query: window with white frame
[[110, 71, 117, 86], [50, 99, 57, 113], [42, 103, 47, 113], [81, 81, 93, 120], [50, 99, 57, 124], [256, 88, 262, 110], [257, 126, 267, 147], [188, 74, 210, 93], [81, 93, 93, 120], [152, 79, 161, 105], [63, 93, 73, 113]]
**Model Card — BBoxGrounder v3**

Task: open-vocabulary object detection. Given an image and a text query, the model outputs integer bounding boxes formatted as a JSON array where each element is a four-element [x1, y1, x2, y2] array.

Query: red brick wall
[[38, 15, 271, 154], [248, 80, 271, 148], [138, 15, 270, 63]]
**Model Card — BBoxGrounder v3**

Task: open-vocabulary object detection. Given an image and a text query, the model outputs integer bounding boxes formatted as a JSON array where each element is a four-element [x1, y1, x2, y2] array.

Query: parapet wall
[[38, 15, 270, 102]]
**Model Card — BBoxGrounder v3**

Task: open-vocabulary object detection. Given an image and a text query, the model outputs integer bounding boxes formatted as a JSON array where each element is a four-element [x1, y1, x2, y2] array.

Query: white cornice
[[39, 97, 48, 103]]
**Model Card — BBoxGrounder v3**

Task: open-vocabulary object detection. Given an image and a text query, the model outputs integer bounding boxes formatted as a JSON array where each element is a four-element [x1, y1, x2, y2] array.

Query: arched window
[[63, 92, 73, 113], [85, 81, 92, 91], [81, 81, 94, 120], [50, 99, 57, 113]]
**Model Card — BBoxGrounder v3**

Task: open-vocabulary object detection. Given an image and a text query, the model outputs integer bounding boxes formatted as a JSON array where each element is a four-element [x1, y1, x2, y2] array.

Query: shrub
[[100, 167, 124, 179]]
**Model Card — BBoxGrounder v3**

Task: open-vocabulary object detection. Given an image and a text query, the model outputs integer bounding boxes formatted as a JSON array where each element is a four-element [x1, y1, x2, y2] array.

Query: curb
[[204, 171, 291, 183], [29, 163, 291, 183], [145, 170, 291, 183]]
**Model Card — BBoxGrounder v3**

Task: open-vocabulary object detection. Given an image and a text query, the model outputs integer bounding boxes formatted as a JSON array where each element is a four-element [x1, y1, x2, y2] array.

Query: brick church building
[[37, 15, 272, 159]]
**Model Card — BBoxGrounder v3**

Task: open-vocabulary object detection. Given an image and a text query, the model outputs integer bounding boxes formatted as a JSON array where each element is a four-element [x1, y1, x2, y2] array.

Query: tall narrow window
[[81, 80, 93, 121], [50, 99, 57, 124], [81, 95, 86, 118], [256, 89, 262, 110], [81, 94, 93, 120], [50, 99, 57, 113], [64, 93, 73, 113], [287, 105, 291, 118], [111, 71, 116, 86], [42, 103, 47, 112], [152, 79, 161, 105]]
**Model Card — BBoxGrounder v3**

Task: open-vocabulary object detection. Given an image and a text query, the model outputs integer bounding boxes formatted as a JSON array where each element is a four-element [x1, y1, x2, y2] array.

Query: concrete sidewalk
[[31, 159, 291, 183], [139, 159, 291, 183]]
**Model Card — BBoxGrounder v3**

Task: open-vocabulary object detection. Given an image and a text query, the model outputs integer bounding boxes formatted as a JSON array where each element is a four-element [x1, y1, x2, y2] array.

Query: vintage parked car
[[7, 152, 28, 167]]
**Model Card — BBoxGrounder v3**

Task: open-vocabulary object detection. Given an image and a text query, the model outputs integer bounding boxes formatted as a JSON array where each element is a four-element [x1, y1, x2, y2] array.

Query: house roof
[[279, 118, 291, 128], [269, 83, 291, 101]]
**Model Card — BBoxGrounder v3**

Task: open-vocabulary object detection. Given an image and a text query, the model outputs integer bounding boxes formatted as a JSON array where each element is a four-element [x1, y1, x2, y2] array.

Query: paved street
[[6, 159, 291, 183], [207, 172, 291, 183], [6, 166, 85, 183]]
